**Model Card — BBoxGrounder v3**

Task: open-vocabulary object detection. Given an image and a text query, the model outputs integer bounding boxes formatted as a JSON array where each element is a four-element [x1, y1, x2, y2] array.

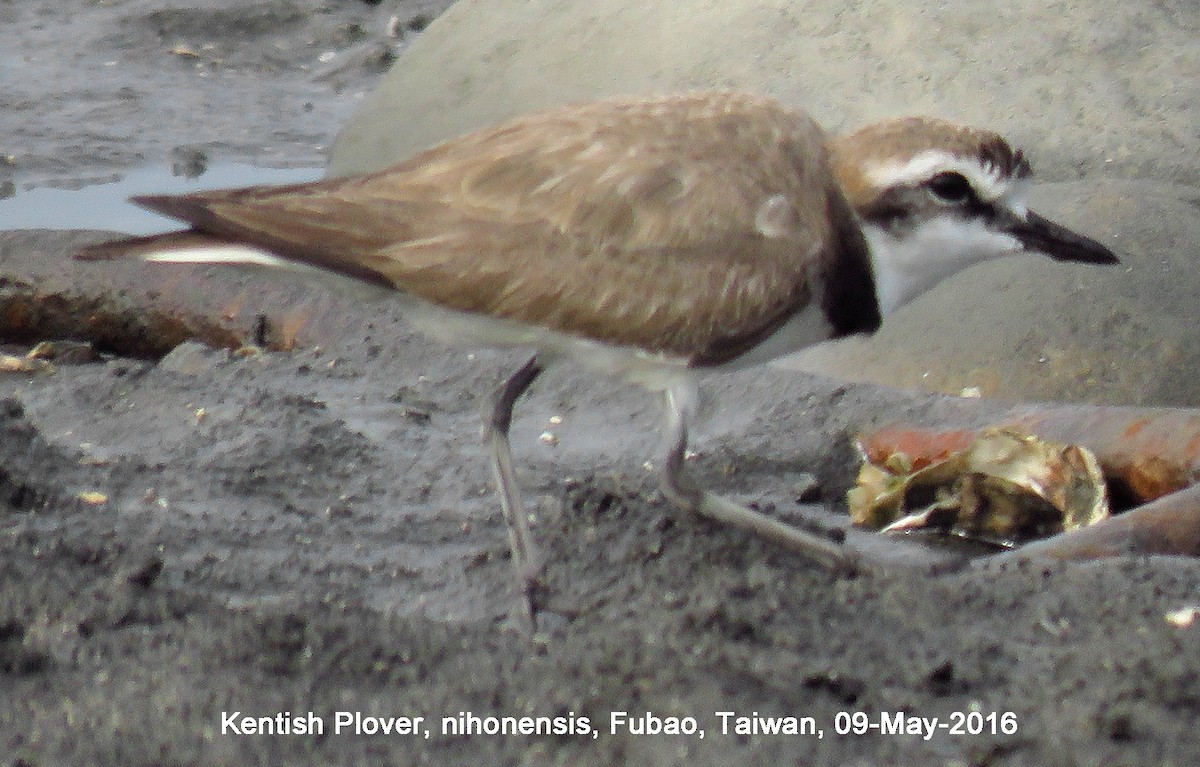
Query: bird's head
[[829, 117, 1118, 315]]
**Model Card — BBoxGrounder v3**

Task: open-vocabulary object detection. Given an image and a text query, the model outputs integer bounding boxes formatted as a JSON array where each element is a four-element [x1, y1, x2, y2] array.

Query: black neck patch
[[821, 188, 882, 337]]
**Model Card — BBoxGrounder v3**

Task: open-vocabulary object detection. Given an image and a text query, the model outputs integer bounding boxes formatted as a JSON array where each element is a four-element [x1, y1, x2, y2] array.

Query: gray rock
[[329, 0, 1199, 186], [327, 0, 1200, 406], [783, 180, 1200, 407]]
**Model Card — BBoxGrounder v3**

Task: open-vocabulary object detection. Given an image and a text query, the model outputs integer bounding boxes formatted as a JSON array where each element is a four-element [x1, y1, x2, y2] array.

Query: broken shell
[[849, 428, 1110, 545], [27, 340, 98, 363], [1165, 607, 1200, 628], [0, 353, 53, 373]]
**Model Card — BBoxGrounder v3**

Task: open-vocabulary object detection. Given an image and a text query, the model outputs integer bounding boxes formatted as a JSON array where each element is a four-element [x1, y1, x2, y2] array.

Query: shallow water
[[0, 164, 322, 235]]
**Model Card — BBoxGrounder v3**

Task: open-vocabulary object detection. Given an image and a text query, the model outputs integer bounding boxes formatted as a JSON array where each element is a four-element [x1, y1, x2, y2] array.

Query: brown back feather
[[78, 92, 849, 364]]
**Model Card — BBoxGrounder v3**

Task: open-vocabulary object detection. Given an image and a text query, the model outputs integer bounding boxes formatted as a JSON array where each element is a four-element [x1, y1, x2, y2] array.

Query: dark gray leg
[[484, 355, 543, 628], [659, 384, 857, 572]]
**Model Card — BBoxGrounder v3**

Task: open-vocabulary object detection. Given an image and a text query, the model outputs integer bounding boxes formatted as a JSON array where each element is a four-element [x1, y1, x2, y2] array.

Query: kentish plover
[[78, 91, 1118, 626]]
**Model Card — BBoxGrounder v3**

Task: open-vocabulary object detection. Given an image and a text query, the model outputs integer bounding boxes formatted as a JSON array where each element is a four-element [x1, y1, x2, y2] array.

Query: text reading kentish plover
[[77, 91, 1118, 627]]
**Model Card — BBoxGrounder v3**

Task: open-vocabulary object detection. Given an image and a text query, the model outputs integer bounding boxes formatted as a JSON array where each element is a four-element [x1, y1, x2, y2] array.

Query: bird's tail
[[76, 230, 299, 269]]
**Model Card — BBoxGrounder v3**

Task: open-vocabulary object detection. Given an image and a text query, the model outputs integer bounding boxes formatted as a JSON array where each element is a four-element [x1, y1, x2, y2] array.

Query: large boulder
[[330, 0, 1198, 185], [328, 0, 1200, 406]]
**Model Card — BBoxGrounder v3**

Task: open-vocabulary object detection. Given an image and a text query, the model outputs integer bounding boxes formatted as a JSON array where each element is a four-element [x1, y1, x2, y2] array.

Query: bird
[[76, 91, 1118, 627]]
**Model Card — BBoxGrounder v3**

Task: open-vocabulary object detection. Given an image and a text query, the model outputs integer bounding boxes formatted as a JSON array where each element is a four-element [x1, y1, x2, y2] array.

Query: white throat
[[862, 217, 1022, 316]]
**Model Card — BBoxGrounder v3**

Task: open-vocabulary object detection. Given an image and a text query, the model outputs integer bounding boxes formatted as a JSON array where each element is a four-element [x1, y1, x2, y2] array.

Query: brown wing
[[96, 92, 839, 363]]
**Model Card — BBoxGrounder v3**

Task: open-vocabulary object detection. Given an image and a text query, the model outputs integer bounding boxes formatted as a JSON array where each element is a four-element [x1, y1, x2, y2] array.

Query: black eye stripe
[[926, 171, 975, 203]]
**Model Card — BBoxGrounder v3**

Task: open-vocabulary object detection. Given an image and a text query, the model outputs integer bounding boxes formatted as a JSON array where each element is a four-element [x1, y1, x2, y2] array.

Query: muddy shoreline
[[4, 1, 1200, 765]]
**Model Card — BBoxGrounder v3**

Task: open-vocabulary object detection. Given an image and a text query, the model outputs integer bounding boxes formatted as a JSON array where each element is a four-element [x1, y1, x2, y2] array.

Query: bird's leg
[[484, 354, 544, 629], [659, 385, 858, 572]]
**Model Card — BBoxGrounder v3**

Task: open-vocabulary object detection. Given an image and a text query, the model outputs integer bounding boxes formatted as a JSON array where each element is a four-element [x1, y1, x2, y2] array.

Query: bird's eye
[[926, 172, 974, 204]]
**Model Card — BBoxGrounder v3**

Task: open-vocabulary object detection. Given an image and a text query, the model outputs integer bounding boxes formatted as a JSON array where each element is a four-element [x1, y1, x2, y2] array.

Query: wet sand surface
[[4, 2, 1200, 765]]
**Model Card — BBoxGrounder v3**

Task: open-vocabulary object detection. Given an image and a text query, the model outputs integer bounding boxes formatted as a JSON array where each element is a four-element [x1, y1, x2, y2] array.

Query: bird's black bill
[[1009, 210, 1119, 265]]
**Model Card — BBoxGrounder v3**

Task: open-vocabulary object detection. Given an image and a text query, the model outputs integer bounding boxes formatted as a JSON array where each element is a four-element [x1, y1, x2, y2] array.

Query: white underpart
[[391, 299, 697, 393], [717, 303, 835, 371], [863, 214, 1022, 316]]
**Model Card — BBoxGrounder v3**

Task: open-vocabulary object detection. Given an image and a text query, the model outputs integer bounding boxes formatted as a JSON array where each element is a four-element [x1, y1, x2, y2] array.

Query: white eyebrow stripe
[[865, 149, 1011, 202], [1002, 176, 1033, 217]]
